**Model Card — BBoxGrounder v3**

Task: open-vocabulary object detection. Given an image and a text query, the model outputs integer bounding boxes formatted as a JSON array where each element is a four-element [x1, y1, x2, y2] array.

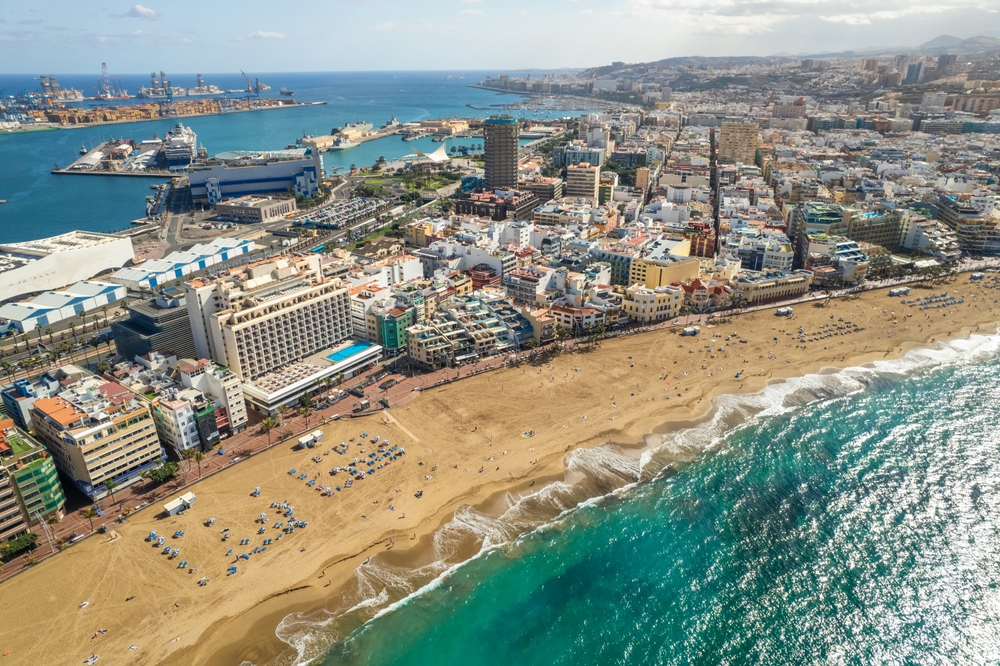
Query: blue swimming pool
[[326, 342, 373, 363]]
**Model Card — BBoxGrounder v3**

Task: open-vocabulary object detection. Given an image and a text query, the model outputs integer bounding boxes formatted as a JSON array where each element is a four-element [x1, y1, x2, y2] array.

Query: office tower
[[904, 62, 926, 85], [718, 122, 760, 165], [483, 116, 520, 190], [110, 288, 197, 362]]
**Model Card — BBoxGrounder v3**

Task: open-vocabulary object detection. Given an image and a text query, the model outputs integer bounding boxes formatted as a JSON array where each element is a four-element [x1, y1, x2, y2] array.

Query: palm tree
[[300, 405, 312, 428], [101, 306, 110, 328], [1, 361, 14, 381], [20, 334, 29, 355], [277, 405, 289, 428], [81, 508, 98, 533], [45, 328, 54, 346], [260, 416, 279, 446], [103, 479, 118, 504], [139, 470, 152, 493], [69, 322, 78, 344], [320, 376, 333, 397], [180, 449, 195, 483], [335, 372, 346, 386], [96, 360, 111, 375], [194, 451, 204, 479]]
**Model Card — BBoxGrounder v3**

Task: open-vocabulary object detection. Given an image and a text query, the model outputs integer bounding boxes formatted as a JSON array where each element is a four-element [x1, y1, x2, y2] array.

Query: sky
[[1, 0, 999, 73]]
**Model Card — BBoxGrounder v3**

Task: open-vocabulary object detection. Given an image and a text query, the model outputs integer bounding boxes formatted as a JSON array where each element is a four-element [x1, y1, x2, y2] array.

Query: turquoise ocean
[[261, 333, 1000, 666], [0, 71, 589, 244]]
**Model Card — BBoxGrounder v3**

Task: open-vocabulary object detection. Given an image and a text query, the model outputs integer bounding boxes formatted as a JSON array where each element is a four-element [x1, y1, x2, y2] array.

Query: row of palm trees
[[257, 373, 346, 445]]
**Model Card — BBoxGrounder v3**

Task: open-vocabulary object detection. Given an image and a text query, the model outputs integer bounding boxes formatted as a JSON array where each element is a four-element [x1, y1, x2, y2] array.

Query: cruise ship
[[162, 123, 197, 166], [136, 71, 187, 99], [186, 74, 222, 97]]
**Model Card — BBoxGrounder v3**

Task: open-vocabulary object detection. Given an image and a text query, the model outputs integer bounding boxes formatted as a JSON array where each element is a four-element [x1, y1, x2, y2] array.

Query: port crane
[[240, 70, 263, 110]]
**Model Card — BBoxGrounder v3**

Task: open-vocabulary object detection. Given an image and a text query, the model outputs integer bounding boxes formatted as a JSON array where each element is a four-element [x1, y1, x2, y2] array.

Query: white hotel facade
[[184, 254, 353, 381]]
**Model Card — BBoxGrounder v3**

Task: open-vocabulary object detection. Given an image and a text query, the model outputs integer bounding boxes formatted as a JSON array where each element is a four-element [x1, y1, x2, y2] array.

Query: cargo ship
[[280, 87, 294, 96]]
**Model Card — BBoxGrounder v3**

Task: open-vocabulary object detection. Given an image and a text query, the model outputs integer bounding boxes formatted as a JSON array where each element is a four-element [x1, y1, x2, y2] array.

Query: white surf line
[[382, 411, 419, 442]]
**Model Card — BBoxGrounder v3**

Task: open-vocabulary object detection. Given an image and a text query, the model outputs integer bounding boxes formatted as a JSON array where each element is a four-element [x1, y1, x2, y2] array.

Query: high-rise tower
[[483, 116, 519, 190]]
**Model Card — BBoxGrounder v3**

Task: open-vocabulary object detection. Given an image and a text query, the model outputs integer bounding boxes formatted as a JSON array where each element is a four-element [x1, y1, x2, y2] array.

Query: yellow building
[[622, 284, 683, 324], [735, 269, 813, 304], [629, 256, 700, 289]]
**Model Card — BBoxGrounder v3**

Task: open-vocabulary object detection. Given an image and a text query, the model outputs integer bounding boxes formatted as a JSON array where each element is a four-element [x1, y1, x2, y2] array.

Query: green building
[[0, 424, 66, 539]]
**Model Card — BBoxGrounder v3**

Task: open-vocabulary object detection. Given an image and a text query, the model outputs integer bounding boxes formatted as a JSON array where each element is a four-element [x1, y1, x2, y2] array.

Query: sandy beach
[[2, 276, 999, 666]]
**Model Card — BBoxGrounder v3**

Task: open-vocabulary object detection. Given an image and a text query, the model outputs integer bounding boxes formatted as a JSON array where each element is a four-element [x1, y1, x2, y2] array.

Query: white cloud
[[461, 8, 484, 14], [247, 30, 286, 39], [374, 21, 395, 31]]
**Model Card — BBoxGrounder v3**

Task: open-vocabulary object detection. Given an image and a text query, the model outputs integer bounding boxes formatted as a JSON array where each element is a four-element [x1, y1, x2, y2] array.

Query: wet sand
[[2, 278, 998, 666]]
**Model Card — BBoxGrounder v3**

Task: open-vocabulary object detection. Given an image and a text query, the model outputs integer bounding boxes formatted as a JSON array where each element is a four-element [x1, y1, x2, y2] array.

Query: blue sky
[[1, 0, 998, 73]]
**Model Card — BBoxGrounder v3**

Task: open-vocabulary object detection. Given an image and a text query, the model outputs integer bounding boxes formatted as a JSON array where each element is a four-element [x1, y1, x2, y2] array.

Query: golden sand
[[2, 278, 998, 666]]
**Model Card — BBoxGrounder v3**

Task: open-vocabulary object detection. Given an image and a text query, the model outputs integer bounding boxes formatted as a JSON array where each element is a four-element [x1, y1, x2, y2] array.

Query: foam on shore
[[269, 330, 1000, 666]]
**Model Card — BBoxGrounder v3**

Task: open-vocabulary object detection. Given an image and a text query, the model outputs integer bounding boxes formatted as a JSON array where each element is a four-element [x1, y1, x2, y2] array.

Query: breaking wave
[[269, 331, 1000, 666]]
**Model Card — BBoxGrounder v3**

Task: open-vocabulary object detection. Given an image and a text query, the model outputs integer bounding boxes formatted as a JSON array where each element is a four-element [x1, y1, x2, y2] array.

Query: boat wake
[[269, 332, 1000, 666]]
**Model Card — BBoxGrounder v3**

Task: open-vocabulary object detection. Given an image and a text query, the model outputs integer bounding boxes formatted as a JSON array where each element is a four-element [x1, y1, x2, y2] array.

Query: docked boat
[[380, 116, 400, 130], [79, 145, 88, 156], [328, 137, 359, 151], [280, 87, 295, 96]]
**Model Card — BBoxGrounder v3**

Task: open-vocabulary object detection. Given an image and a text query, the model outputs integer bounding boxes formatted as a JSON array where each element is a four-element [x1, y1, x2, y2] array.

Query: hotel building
[[185, 254, 352, 381]]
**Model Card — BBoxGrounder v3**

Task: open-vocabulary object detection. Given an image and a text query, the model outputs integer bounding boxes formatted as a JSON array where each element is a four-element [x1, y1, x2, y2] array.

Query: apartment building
[[718, 122, 759, 165], [176, 358, 248, 435], [30, 372, 163, 499], [564, 163, 601, 200], [483, 116, 520, 190], [0, 422, 66, 541], [151, 388, 216, 456], [937, 194, 1000, 255], [621, 284, 683, 324], [185, 254, 352, 381]]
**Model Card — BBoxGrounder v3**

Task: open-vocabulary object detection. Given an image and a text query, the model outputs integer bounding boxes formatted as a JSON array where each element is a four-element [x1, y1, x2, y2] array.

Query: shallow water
[[270, 334, 1000, 666]]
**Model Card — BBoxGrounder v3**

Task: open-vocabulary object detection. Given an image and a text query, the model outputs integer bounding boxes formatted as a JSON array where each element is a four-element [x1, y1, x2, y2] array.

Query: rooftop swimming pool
[[326, 341, 373, 363]]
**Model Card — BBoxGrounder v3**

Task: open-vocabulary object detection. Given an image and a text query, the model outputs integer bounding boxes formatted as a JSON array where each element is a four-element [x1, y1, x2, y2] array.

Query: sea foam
[[270, 331, 1000, 666]]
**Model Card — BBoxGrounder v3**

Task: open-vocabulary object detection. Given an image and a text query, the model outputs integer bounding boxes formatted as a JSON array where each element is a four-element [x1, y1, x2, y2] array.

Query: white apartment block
[[177, 358, 249, 435], [152, 388, 203, 456], [185, 254, 352, 381]]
